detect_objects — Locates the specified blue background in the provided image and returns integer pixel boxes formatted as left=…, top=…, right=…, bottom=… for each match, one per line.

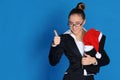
left=0, top=0, right=119, bottom=80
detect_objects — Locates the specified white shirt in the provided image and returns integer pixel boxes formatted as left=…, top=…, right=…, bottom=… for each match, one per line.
left=64, top=29, right=94, bottom=76
left=64, top=29, right=85, bottom=56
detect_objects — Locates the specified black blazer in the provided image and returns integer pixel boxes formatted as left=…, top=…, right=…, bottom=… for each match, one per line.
left=49, top=34, right=110, bottom=80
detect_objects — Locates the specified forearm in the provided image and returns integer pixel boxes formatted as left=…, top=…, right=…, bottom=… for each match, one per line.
left=49, top=45, right=63, bottom=66
left=96, top=50, right=110, bottom=66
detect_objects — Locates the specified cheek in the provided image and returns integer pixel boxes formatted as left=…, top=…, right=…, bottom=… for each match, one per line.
left=70, top=27, right=82, bottom=31
left=77, top=26, right=83, bottom=31
left=79, top=26, right=83, bottom=30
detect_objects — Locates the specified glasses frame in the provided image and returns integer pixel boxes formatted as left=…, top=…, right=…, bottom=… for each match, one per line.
left=68, top=20, right=84, bottom=27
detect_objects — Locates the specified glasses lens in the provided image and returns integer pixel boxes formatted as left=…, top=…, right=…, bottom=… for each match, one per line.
left=68, top=21, right=83, bottom=27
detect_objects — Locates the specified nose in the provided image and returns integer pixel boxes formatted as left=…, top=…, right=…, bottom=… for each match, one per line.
left=71, top=25, right=77, bottom=30
left=72, top=24, right=76, bottom=27
left=71, top=24, right=77, bottom=28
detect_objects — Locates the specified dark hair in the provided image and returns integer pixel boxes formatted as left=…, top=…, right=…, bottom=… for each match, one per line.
left=68, top=2, right=86, bottom=20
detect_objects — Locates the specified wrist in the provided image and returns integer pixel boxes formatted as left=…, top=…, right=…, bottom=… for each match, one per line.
left=91, top=57, right=97, bottom=65
left=52, top=43, right=58, bottom=47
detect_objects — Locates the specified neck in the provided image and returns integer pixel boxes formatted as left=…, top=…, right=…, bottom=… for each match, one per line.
left=75, top=29, right=86, bottom=41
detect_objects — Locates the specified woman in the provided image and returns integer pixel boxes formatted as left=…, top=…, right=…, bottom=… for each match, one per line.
left=49, top=2, right=110, bottom=80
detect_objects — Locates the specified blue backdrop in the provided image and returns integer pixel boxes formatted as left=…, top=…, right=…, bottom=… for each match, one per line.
left=0, top=0, right=119, bottom=80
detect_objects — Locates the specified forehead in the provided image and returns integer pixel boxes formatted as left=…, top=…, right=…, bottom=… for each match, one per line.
left=69, top=14, right=83, bottom=22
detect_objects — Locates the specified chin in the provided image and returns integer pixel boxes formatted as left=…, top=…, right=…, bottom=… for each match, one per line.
left=71, top=29, right=80, bottom=34
left=73, top=32, right=79, bottom=35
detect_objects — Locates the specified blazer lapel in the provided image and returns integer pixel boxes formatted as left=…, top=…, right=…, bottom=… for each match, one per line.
left=66, top=34, right=83, bottom=57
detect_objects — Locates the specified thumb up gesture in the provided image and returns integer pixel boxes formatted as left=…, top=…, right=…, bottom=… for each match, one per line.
left=53, top=30, right=61, bottom=46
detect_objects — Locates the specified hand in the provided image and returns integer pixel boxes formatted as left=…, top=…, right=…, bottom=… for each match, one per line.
left=82, top=54, right=97, bottom=65
left=53, top=30, right=61, bottom=46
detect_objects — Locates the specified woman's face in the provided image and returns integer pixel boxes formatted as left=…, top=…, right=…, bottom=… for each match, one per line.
left=69, top=14, right=85, bottom=35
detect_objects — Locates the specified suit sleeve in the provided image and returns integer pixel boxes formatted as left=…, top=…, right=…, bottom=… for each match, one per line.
left=49, top=35, right=64, bottom=66
left=95, top=35, right=110, bottom=66
left=96, top=49, right=110, bottom=67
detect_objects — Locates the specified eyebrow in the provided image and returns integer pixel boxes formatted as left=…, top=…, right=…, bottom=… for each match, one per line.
left=69, top=20, right=82, bottom=23
left=68, top=21, right=83, bottom=24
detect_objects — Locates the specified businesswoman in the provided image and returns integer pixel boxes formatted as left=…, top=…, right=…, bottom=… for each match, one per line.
left=49, top=2, right=110, bottom=80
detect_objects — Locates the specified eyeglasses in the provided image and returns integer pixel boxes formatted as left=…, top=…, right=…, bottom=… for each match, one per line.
left=68, top=21, right=84, bottom=27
